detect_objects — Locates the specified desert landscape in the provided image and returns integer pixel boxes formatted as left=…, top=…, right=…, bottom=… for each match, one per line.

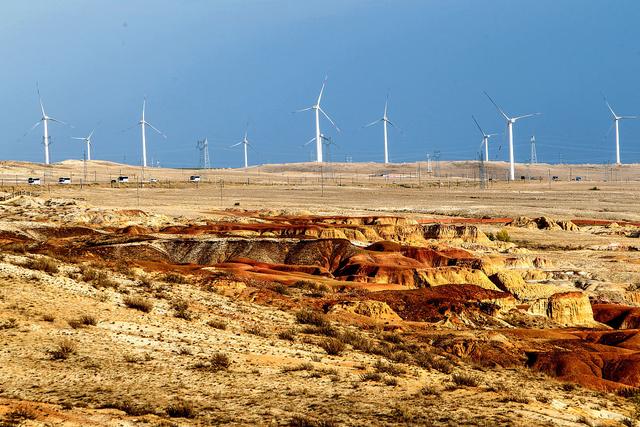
left=1, top=161, right=640, bottom=426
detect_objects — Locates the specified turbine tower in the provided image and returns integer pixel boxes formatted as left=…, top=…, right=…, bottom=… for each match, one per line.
left=365, top=96, right=397, bottom=164
left=605, top=97, right=638, bottom=165
left=231, top=129, right=251, bottom=168
left=484, top=92, right=541, bottom=181
left=71, top=129, right=95, bottom=161
left=295, top=77, right=340, bottom=162
left=27, top=84, right=68, bottom=165
left=138, top=98, right=165, bottom=168
left=196, top=138, right=210, bottom=169
left=530, top=135, right=537, bottom=164
left=471, top=115, right=498, bottom=162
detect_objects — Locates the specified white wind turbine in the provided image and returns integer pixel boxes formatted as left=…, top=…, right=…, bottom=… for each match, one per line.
left=71, top=129, right=95, bottom=161
left=365, top=96, right=397, bottom=164
left=138, top=97, right=166, bottom=167
left=26, top=84, right=68, bottom=165
left=484, top=92, right=541, bottom=180
left=231, top=128, right=251, bottom=168
left=604, top=97, right=638, bottom=165
left=295, top=77, right=340, bottom=162
left=472, top=116, right=499, bottom=162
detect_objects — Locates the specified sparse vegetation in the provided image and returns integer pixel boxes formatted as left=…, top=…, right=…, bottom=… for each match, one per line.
left=245, top=325, right=269, bottom=337
left=171, top=298, right=193, bottom=320
left=282, top=362, right=314, bottom=373
left=123, top=295, right=153, bottom=313
left=494, top=228, right=511, bottom=242
left=451, top=372, right=480, bottom=387
left=166, top=400, right=196, bottom=418
left=295, top=310, right=328, bottom=327
left=206, top=319, right=227, bottom=330
left=374, top=360, right=407, bottom=376
left=23, top=257, right=59, bottom=274
left=0, top=318, right=18, bottom=330
left=48, top=338, right=78, bottom=360
left=5, top=405, right=38, bottom=423
left=42, top=313, right=55, bottom=322
left=278, top=329, right=296, bottom=341
left=68, top=314, right=98, bottom=328
left=161, top=272, right=189, bottom=284
left=289, top=415, right=337, bottom=427
left=194, top=352, right=231, bottom=372
left=101, top=400, right=156, bottom=416
left=319, top=338, right=345, bottom=355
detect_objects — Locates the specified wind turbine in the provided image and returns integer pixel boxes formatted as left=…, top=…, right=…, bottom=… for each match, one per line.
left=27, top=84, right=68, bottom=165
left=295, top=77, right=340, bottom=163
left=604, top=97, right=638, bottom=164
left=471, top=116, right=499, bottom=162
left=138, top=97, right=166, bottom=168
left=365, top=96, right=397, bottom=164
left=484, top=92, right=541, bottom=180
left=71, top=129, right=95, bottom=161
left=231, top=128, right=251, bottom=168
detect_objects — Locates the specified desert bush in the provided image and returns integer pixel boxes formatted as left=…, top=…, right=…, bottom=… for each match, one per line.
left=289, top=415, right=337, bottom=427
left=42, top=314, right=55, bottom=322
left=101, top=400, right=156, bottom=416
left=162, top=272, right=189, bottom=284
left=500, top=392, right=530, bottom=404
left=430, top=357, right=454, bottom=374
left=171, top=299, right=193, bottom=320
left=272, top=283, right=290, bottom=295
left=79, top=314, right=98, bottom=326
left=451, top=373, right=480, bottom=387
left=194, top=352, right=231, bottom=372
left=123, top=295, right=153, bottom=313
left=387, top=350, right=412, bottom=364
left=282, top=362, right=314, bottom=373
left=48, top=338, right=78, bottom=360
left=245, top=325, right=269, bottom=337
left=384, top=377, right=398, bottom=386
left=589, top=186, right=600, bottom=191
left=80, top=266, right=119, bottom=289
left=495, top=229, right=511, bottom=242
left=618, top=387, right=640, bottom=398
left=420, top=385, right=441, bottom=396
left=374, top=360, right=407, bottom=376
left=380, top=331, right=403, bottom=344
left=360, top=371, right=382, bottom=382
left=301, top=325, right=339, bottom=337
left=166, top=400, right=196, bottom=418
left=278, top=329, right=296, bottom=341
left=319, top=338, right=345, bottom=356
left=295, top=310, right=328, bottom=327
left=206, top=319, right=227, bottom=330
left=338, top=330, right=372, bottom=352
left=5, top=405, right=37, bottom=422
left=0, top=318, right=18, bottom=330
left=24, top=257, right=59, bottom=274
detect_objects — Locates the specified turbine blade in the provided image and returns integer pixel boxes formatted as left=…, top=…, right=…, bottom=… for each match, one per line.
left=146, top=122, right=166, bottom=138
left=513, top=113, right=541, bottom=121
left=317, top=76, right=328, bottom=105
left=88, top=128, right=95, bottom=139
left=484, top=91, right=510, bottom=121
left=304, top=137, right=316, bottom=146
left=620, top=115, right=639, bottom=120
left=71, top=137, right=86, bottom=140
left=230, top=141, right=243, bottom=147
left=471, top=115, right=485, bottom=136
left=36, top=82, right=46, bottom=117
left=604, top=96, right=618, bottom=118
left=319, top=107, right=340, bottom=132
left=48, top=117, right=69, bottom=126
left=23, top=121, right=41, bottom=136
left=364, top=119, right=381, bottom=128
left=294, top=106, right=313, bottom=113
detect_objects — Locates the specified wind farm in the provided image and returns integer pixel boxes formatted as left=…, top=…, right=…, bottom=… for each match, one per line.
left=4, top=2, right=640, bottom=427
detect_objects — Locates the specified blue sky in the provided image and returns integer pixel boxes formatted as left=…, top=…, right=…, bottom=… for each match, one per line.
left=3, top=0, right=640, bottom=167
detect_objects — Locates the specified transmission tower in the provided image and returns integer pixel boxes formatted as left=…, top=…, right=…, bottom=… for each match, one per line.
left=196, top=138, right=211, bottom=169
left=530, top=135, right=537, bottom=164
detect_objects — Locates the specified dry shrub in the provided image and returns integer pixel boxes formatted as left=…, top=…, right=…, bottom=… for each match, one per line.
left=290, top=415, right=337, bottom=427
left=23, top=257, right=59, bottom=274
left=360, top=371, right=382, bottom=382
left=206, top=319, right=227, bottom=330
left=272, top=283, right=290, bottom=295
left=166, top=400, right=196, bottom=418
left=68, top=314, right=98, bottom=328
left=282, top=362, right=314, bottom=373
left=48, top=338, right=78, bottom=360
left=171, top=299, right=193, bottom=320
left=81, top=266, right=119, bottom=289
left=101, top=400, right=156, bottom=416
left=123, top=295, right=153, bottom=313
left=295, top=310, right=328, bottom=327
left=374, top=360, right=407, bottom=376
left=245, top=325, right=269, bottom=337
left=0, top=318, right=18, bottom=330
left=162, top=272, right=189, bottom=284
left=420, top=385, right=441, bottom=396
left=278, top=329, right=296, bottom=341
left=194, top=352, right=231, bottom=372
left=338, top=330, right=372, bottom=352
left=301, top=325, right=339, bottom=337
left=319, top=338, right=345, bottom=356
left=451, top=373, right=480, bottom=387
left=42, top=314, right=55, bottom=322
left=5, top=405, right=37, bottom=423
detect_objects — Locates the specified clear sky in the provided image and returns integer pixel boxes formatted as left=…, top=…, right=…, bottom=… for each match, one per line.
left=3, top=0, right=640, bottom=167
